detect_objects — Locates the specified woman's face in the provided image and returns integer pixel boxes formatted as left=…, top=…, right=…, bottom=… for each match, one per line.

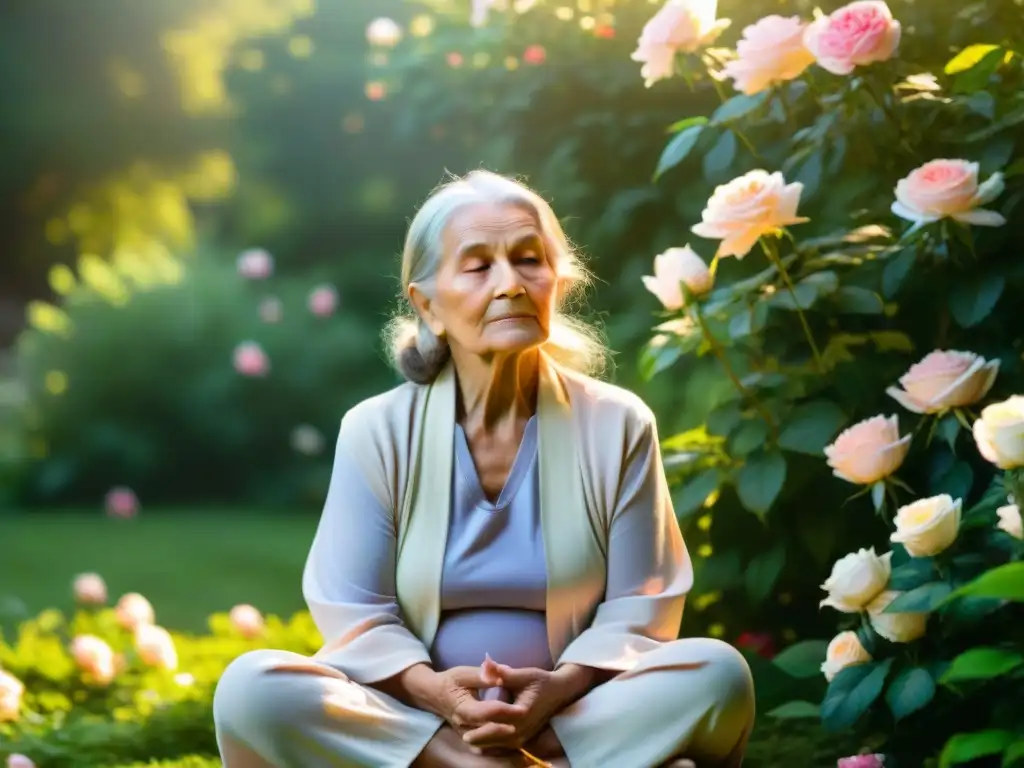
left=413, top=202, right=558, bottom=360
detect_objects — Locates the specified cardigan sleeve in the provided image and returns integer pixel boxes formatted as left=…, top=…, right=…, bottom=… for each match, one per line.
left=555, top=413, right=694, bottom=671
left=302, top=419, right=433, bottom=684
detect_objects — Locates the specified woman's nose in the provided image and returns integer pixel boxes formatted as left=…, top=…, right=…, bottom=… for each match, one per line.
left=493, top=260, right=525, bottom=298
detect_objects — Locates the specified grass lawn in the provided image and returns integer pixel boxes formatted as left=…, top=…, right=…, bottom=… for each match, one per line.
left=1, top=509, right=318, bottom=634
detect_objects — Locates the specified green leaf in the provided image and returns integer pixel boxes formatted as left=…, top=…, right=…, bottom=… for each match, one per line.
left=939, top=729, right=1014, bottom=768
left=800, top=270, right=840, bottom=295
left=673, top=468, right=722, bottom=519
left=885, top=666, right=936, bottom=721
left=935, top=414, right=961, bottom=450
left=941, top=647, right=1024, bottom=684
left=766, top=700, right=821, bottom=719
left=735, top=449, right=787, bottom=517
left=1004, top=740, right=1024, bottom=767
left=884, top=582, right=953, bottom=613
left=666, top=115, right=709, bottom=133
left=731, top=418, right=770, bottom=456
left=639, top=338, right=683, bottom=381
left=932, top=459, right=974, bottom=501
left=948, top=562, right=1024, bottom=602
left=778, top=400, right=847, bottom=455
left=693, top=550, right=743, bottom=592
left=703, top=130, right=738, bottom=180
left=888, top=558, right=935, bottom=591
left=710, top=91, right=770, bottom=125
left=834, top=286, right=885, bottom=314
left=821, top=659, right=893, bottom=731
left=654, top=124, right=704, bottom=180
left=945, top=44, right=1002, bottom=74
left=951, top=47, right=1011, bottom=94
left=745, top=542, right=786, bottom=605
left=770, top=281, right=818, bottom=310
left=707, top=401, right=743, bottom=436
left=949, top=273, right=1005, bottom=328
left=794, top=149, right=824, bottom=200
left=882, top=247, right=917, bottom=299
left=772, top=639, right=828, bottom=678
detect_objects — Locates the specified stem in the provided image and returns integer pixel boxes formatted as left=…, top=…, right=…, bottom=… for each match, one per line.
left=775, top=84, right=795, bottom=130
left=760, top=238, right=825, bottom=372
left=691, top=303, right=778, bottom=439
left=732, top=127, right=762, bottom=161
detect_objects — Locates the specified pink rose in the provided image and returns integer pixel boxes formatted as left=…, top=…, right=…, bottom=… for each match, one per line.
left=308, top=285, right=339, bottom=318
left=259, top=297, right=283, bottom=324
left=134, top=625, right=178, bottom=671
left=838, top=754, right=885, bottom=768
left=886, top=350, right=999, bottom=414
left=804, top=1, right=900, bottom=75
left=824, top=415, right=911, bottom=485
left=233, top=341, right=270, bottom=377
left=7, top=755, right=36, bottom=768
left=0, top=670, right=24, bottom=722
left=642, top=245, right=714, bottom=310
left=892, top=159, right=1005, bottom=227
left=523, top=45, right=547, bottom=66
left=229, top=604, right=265, bottom=638
left=73, top=572, right=108, bottom=605
left=236, top=249, right=274, bottom=280
left=632, top=0, right=731, bottom=87
left=115, top=592, right=155, bottom=631
left=719, top=15, right=815, bottom=95
left=70, top=635, right=116, bottom=685
left=104, top=486, right=138, bottom=519
left=691, top=170, right=808, bottom=258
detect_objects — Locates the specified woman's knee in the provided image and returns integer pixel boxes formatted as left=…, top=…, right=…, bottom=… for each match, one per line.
left=213, top=649, right=310, bottom=742
left=692, top=638, right=755, bottom=722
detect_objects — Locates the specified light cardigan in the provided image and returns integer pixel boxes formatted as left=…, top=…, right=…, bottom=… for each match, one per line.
left=303, top=354, right=694, bottom=685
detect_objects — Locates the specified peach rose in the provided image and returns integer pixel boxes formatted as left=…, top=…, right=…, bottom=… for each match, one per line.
left=996, top=499, right=1022, bottom=540
left=7, top=755, right=36, bottom=768
left=70, top=635, right=116, bottom=684
left=236, top=248, right=273, bottom=279
left=632, top=0, right=731, bottom=87
left=886, top=350, right=999, bottom=414
left=892, top=160, right=1006, bottom=227
left=825, top=414, right=911, bottom=486
left=135, top=625, right=178, bottom=671
left=719, top=15, right=815, bottom=95
left=642, top=245, right=714, bottom=310
left=229, top=604, right=265, bottom=638
left=803, top=0, right=901, bottom=75
left=820, top=547, right=892, bottom=613
left=115, top=592, right=155, bottom=631
left=308, top=285, right=339, bottom=318
left=73, top=572, right=108, bottom=605
left=105, top=486, right=139, bottom=519
left=821, top=630, right=872, bottom=681
left=691, top=170, right=808, bottom=258
left=973, top=396, right=1024, bottom=469
left=867, top=590, right=928, bottom=643
left=233, top=341, right=270, bottom=378
left=0, top=670, right=24, bottom=722
left=890, top=494, right=962, bottom=557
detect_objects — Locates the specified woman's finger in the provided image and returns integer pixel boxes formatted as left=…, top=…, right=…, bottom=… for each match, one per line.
left=462, top=721, right=518, bottom=747
left=459, top=698, right=528, bottom=725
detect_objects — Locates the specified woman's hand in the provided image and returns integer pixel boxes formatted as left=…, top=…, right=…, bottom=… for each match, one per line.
left=461, top=659, right=597, bottom=750
left=434, top=665, right=528, bottom=742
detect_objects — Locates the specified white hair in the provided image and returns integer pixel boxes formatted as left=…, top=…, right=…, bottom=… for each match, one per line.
left=385, top=170, right=607, bottom=384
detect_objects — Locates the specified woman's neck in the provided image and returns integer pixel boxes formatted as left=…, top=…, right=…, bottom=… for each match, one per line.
left=453, top=348, right=540, bottom=432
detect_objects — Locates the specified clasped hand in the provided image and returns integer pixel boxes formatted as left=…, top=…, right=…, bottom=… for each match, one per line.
left=437, top=656, right=574, bottom=753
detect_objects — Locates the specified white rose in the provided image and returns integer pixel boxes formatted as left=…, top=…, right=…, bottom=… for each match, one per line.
left=890, top=494, right=962, bottom=557
left=641, top=245, right=714, bottom=310
left=973, top=396, right=1024, bottom=469
left=996, top=501, right=1022, bottom=540
left=867, top=590, right=928, bottom=643
left=0, top=670, right=24, bottom=722
left=820, top=547, right=892, bottom=613
left=821, top=630, right=872, bottom=681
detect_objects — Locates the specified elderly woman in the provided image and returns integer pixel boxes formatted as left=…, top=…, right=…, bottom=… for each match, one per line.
left=213, top=171, right=754, bottom=768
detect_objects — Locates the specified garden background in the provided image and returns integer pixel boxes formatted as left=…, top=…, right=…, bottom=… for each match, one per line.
left=2, top=0, right=1023, bottom=766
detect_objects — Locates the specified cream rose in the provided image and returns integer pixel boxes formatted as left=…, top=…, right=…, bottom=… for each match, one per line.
left=890, top=494, right=962, bottom=557
left=867, top=590, right=928, bottom=643
left=824, top=414, right=912, bottom=485
left=229, top=604, right=266, bottom=639
left=886, top=350, right=999, bottom=414
left=973, top=396, right=1024, bottom=469
left=892, top=160, right=1006, bottom=227
left=72, top=572, right=108, bottom=605
left=0, top=670, right=24, bottom=722
left=719, top=15, right=815, bottom=95
left=803, top=0, right=901, bottom=75
left=821, top=630, right=872, bottom=681
left=642, top=245, right=714, bottom=310
left=691, top=170, right=808, bottom=258
left=115, top=592, right=155, bottom=631
left=632, top=0, right=731, bottom=87
left=996, top=500, right=1023, bottom=540
left=820, top=547, right=892, bottom=612
left=70, top=635, right=116, bottom=685
left=135, top=625, right=178, bottom=671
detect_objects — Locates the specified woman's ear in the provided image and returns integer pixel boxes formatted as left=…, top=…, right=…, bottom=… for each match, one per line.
left=408, top=283, right=445, bottom=337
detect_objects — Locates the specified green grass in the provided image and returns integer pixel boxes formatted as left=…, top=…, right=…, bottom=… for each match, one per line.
left=1, top=509, right=317, bottom=633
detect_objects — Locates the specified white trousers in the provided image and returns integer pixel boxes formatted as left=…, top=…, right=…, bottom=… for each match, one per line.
left=213, top=637, right=754, bottom=768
